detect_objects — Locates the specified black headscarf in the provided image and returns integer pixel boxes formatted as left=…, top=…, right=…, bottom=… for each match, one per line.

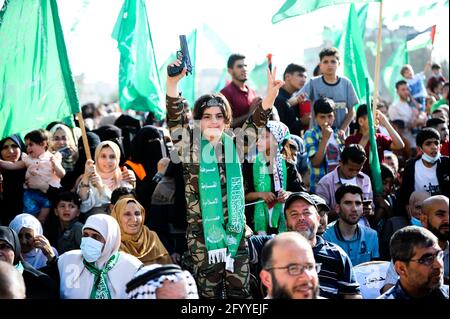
left=0, top=136, right=26, bottom=224
left=130, top=125, right=165, bottom=178
left=114, top=114, right=142, bottom=160
left=0, top=226, right=21, bottom=265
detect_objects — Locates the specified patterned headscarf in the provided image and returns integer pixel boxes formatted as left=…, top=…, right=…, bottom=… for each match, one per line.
left=126, top=264, right=199, bottom=299
left=265, top=121, right=291, bottom=189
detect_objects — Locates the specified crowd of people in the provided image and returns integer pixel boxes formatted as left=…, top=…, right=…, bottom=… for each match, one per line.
left=0, top=47, right=448, bottom=300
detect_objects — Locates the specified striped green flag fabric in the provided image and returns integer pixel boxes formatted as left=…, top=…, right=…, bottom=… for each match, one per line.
left=0, top=0, right=80, bottom=140
left=272, top=0, right=380, bottom=24
left=112, top=0, right=165, bottom=119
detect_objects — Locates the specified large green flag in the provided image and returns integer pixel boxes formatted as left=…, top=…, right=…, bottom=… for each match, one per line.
left=159, top=30, right=197, bottom=108
left=341, top=4, right=372, bottom=102
left=272, top=0, right=380, bottom=24
left=0, top=0, right=80, bottom=140
left=365, top=79, right=383, bottom=195
left=382, top=41, right=408, bottom=101
left=112, top=0, right=164, bottom=119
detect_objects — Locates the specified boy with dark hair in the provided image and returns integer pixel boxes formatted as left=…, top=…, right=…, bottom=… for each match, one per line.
left=297, top=47, right=359, bottom=137
left=49, top=191, right=83, bottom=254
left=275, top=63, right=309, bottom=135
left=316, top=144, right=372, bottom=224
left=426, top=117, right=449, bottom=156
left=304, top=97, right=344, bottom=192
left=399, top=128, right=449, bottom=211
left=427, top=63, right=446, bottom=99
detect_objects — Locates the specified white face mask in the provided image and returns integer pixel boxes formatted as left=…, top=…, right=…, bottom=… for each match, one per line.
left=422, top=152, right=441, bottom=165
left=80, top=237, right=104, bottom=263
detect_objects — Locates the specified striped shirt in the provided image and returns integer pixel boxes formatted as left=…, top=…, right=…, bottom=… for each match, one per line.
left=304, top=126, right=343, bottom=192
left=313, top=236, right=361, bottom=298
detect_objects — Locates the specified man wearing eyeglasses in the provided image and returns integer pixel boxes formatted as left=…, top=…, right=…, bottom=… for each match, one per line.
left=378, top=226, right=448, bottom=299
left=259, top=232, right=321, bottom=299
left=284, top=192, right=362, bottom=299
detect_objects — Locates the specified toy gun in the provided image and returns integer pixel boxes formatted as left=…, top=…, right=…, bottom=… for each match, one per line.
left=167, top=35, right=192, bottom=77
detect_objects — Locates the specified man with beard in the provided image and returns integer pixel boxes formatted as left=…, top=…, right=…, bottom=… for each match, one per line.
left=284, top=192, right=361, bottom=299
left=378, top=226, right=448, bottom=299
left=421, top=195, right=449, bottom=284
left=323, top=184, right=379, bottom=266
left=220, top=54, right=259, bottom=128
left=259, top=232, right=321, bottom=299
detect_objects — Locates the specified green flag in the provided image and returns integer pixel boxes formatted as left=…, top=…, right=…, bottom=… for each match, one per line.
left=382, top=41, right=408, bottom=101
left=248, top=60, right=268, bottom=92
left=112, top=0, right=164, bottom=119
left=338, top=4, right=372, bottom=102
left=159, top=30, right=197, bottom=108
left=272, top=0, right=380, bottom=24
left=0, top=0, right=80, bottom=140
left=365, top=79, right=383, bottom=195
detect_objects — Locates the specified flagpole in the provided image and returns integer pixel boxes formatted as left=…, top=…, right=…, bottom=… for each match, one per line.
left=76, top=112, right=92, bottom=160
left=372, top=0, right=383, bottom=121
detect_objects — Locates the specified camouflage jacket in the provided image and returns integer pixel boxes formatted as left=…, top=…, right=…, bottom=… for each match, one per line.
left=166, top=94, right=271, bottom=232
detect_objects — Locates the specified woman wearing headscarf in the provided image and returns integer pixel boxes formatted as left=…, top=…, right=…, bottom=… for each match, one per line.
left=243, top=121, right=305, bottom=235
left=77, top=141, right=134, bottom=219
left=61, top=131, right=101, bottom=191
left=9, top=213, right=58, bottom=269
left=111, top=198, right=172, bottom=265
left=57, top=214, right=142, bottom=299
left=49, top=123, right=78, bottom=173
left=0, top=135, right=26, bottom=225
left=0, top=226, right=58, bottom=299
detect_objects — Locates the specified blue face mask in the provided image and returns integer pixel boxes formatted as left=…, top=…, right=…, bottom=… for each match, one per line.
left=80, top=237, right=104, bottom=263
left=410, top=216, right=422, bottom=227
left=422, top=152, right=441, bottom=165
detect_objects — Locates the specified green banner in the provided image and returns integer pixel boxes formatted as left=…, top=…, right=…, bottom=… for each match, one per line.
left=0, top=0, right=80, bottom=139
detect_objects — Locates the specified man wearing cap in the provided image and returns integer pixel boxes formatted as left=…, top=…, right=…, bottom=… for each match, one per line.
left=284, top=192, right=361, bottom=298
left=310, top=194, right=330, bottom=236
left=316, top=144, right=373, bottom=225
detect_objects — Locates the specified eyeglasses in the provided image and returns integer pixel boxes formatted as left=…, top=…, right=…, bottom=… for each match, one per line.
left=266, top=263, right=322, bottom=276
left=408, top=250, right=444, bottom=266
left=0, top=242, right=12, bottom=250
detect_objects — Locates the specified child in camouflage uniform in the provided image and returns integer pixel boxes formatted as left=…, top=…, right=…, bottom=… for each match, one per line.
left=166, top=60, right=283, bottom=298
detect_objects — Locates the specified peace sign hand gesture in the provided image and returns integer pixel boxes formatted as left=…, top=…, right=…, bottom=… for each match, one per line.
left=262, top=66, right=284, bottom=111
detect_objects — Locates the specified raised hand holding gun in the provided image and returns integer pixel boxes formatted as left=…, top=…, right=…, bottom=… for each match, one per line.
left=167, top=35, right=192, bottom=77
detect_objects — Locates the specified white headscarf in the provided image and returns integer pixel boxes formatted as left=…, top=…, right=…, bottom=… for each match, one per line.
left=127, top=264, right=199, bottom=299
left=58, top=214, right=142, bottom=299
left=9, top=213, right=58, bottom=269
left=82, top=214, right=121, bottom=268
